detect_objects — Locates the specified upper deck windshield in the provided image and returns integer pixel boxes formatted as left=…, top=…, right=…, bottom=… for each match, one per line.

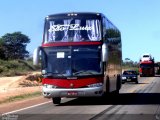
left=44, top=18, right=101, bottom=43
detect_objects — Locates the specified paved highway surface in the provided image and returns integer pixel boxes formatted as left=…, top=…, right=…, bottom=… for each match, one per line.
left=1, top=76, right=160, bottom=120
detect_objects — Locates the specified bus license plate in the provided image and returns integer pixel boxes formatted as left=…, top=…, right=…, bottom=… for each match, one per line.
left=67, top=91, right=78, bottom=96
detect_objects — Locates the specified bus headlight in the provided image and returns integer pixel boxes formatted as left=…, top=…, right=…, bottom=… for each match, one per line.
left=87, top=83, right=103, bottom=88
left=43, top=84, right=57, bottom=89
left=42, top=70, right=47, bottom=74
left=122, top=77, right=126, bottom=79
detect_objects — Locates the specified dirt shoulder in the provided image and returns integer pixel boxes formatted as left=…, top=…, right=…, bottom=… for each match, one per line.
left=0, top=72, right=42, bottom=103
left=0, top=72, right=53, bottom=114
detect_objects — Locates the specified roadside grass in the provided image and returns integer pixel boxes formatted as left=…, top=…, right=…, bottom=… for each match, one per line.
left=122, top=66, right=139, bottom=73
left=0, top=91, right=42, bottom=105
left=0, top=59, right=40, bottom=77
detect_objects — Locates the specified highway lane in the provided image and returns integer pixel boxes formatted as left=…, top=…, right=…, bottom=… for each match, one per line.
left=2, top=76, right=160, bottom=120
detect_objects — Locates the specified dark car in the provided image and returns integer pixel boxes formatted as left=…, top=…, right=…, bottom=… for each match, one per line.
left=122, top=70, right=138, bottom=84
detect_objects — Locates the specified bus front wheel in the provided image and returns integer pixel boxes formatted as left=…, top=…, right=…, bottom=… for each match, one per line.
left=52, top=97, right=61, bottom=104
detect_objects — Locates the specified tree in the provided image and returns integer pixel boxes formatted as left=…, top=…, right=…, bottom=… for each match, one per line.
left=0, top=38, right=5, bottom=59
left=0, top=32, right=30, bottom=60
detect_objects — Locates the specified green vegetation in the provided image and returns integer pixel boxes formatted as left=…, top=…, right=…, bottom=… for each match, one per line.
left=122, top=60, right=139, bottom=73
left=0, top=91, right=41, bottom=104
left=0, top=31, right=41, bottom=76
left=0, top=32, right=30, bottom=60
left=122, top=66, right=139, bottom=73
left=0, top=59, right=40, bottom=77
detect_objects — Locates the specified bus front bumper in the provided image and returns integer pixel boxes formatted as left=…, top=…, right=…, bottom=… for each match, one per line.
left=42, top=86, right=103, bottom=98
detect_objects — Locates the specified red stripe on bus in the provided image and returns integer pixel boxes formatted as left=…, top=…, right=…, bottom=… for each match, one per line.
left=42, top=77, right=103, bottom=88
left=140, top=61, right=153, bottom=64
left=42, top=41, right=102, bottom=47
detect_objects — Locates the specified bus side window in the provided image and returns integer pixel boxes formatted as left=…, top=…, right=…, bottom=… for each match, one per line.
left=103, top=17, right=107, bottom=40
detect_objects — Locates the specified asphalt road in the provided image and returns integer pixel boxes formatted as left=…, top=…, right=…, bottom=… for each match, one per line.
left=2, top=76, right=160, bottom=120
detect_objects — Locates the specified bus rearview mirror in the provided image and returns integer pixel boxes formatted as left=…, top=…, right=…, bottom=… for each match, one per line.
left=33, top=46, right=41, bottom=65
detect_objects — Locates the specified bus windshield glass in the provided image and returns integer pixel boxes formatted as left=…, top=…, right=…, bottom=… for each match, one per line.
left=44, top=18, right=101, bottom=43
left=41, top=45, right=102, bottom=77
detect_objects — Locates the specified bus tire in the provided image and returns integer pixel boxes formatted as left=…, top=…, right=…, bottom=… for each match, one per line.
left=112, top=75, right=121, bottom=95
left=135, top=78, right=138, bottom=84
left=116, top=74, right=121, bottom=90
left=103, top=76, right=110, bottom=97
left=106, top=76, right=110, bottom=93
left=52, top=97, right=61, bottom=104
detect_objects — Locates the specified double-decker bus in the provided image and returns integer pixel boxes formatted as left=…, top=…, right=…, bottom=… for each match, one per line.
left=33, top=12, right=122, bottom=104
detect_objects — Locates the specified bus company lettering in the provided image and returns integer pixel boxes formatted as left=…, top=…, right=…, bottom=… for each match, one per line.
left=48, top=24, right=93, bottom=32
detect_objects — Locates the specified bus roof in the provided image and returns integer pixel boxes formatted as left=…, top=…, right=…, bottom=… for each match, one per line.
left=46, top=12, right=104, bottom=19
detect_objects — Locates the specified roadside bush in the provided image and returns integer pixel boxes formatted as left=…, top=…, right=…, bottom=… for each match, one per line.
left=0, top=66, right=3, bottom=73
left=0, top=59, right=40, bottom=77
left=26, top=74, right=42, bottom=83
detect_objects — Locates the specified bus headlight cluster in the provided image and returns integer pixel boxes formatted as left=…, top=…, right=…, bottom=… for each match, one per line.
left=87, top=83, right=102, bottom=88
left=42, top=70, right=47, bottom=74
left=43, top=84, right=57, bottom=89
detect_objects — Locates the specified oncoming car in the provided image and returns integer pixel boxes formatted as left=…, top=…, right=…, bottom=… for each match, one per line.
left=122, top=70, right=138, bottom=84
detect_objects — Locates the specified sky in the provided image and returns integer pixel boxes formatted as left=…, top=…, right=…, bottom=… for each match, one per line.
left=0, top=0, right=160, bottom=62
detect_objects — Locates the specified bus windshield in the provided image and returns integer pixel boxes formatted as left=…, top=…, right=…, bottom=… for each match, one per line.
left=41, top=45, right=102, bottom=77
left=44, top=18, right=101, bottom=43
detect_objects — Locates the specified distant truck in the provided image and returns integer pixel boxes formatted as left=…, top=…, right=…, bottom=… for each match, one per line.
left=139, top=54, right=155, bottom=77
